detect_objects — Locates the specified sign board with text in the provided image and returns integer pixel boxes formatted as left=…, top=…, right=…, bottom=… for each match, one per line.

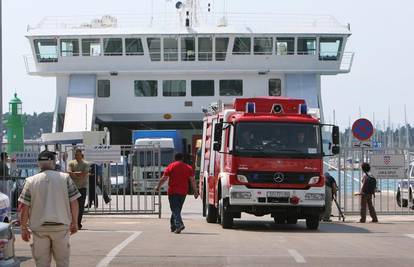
left=12, top=152, right=39, bottom=169
left=84, top=145, right=122, bottom=163
left=370, top=154, right=405, bottom=179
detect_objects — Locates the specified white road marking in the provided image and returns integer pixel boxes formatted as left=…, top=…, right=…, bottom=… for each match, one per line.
left=96, top=231, right=142, bottom=267
left=288, top=249, right=306, bottom=263
left=405, top=234, right=414, bottom=239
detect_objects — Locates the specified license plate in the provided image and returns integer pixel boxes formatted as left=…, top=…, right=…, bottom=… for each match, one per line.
left=267, top=191, right=290, bottom=198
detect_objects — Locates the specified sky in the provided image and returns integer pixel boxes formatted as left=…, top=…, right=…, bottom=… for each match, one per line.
left=2, top=0, right=414, bottom=129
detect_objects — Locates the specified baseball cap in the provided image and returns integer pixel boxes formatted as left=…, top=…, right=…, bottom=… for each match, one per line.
left=38, top=150, right=57, bottom=161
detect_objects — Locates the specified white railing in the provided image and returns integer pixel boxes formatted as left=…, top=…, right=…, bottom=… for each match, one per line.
left=339, top=52, right=355, bottom=73
left=23, top=55, right=37, bottom=74
left=29, top=12, right=349, bottom=31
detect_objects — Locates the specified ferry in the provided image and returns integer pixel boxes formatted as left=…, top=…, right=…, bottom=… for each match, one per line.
left=24, top=0, right=353, bottom=155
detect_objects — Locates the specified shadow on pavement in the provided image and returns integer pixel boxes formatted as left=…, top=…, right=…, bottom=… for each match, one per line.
left=230, top=220, right=372, bottom=233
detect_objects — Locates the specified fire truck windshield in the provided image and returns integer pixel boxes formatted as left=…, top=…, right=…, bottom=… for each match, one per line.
left=234, top=122, right=321, bottom=158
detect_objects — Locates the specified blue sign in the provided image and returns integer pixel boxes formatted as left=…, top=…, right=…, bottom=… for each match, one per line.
left=352, top=118, right=374, bottom=141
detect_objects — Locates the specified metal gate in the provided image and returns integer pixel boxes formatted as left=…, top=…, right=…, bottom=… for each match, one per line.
left=328, top=147, right=413, bottom=215
left=61, top=144, right=162, bottom=217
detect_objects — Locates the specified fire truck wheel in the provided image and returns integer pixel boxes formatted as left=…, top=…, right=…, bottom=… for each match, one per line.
left=306, top=215, right=320, bottom=230
left=219, top=198, right=233, bottom=229
left=206, top=195, right=218, bottom=223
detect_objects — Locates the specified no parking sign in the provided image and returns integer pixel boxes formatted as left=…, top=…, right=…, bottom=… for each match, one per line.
left=352, top=118, right=374, bottom=141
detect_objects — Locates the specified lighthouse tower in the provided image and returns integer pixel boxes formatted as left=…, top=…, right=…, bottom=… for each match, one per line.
left=6, top=94, right=24, bottom=154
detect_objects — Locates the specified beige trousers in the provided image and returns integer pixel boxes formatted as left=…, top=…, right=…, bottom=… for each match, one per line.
left=30, top=230, right=70, bottom=267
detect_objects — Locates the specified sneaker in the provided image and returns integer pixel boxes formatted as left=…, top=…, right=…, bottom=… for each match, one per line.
left=371, top=219, right=378, bottom=223
left=323, top=219, right=332, bottom=222
left=359, top=220, right=365, bottom=223
left=174, top=225, right=185, bottom=234
left=170, top=227, right=176, bottom=232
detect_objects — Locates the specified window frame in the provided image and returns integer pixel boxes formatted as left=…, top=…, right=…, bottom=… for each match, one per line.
left=215, top=37, right=229, bottom=61
left=254, top=37, right=273, bottom=55
left=163, top=80, right=187, bottom=97
left=34, top=39, right=58, bottom=62
left=134, top=80, right=158, bottom=97
left=97, top=80, right=111, bottom=98
left=276, top=37, right=295, bottom=55
left=181, top=37, right=196, bottom=61
left=232, top=37, right=251, bottom=55
left=163, top=37, right=179, bottom=62
left=125, top=38, right=144, bottom=56
left=147, top=37, right=161, bottom=61
left=103, top=38, right=123, bottom=56
left=268, top=78, right=282, bottom=96
left=60, top=39, right=79, bottom=57
left=297, top=37, right=317, bottom=56
left=219, top=80, right=243, bottom=96
left=82, top=38, right=102, bottom=56
left=198, top=37, right=213, bottom=61
left=319, top=37, right=343, bottom=61
left=191, top=80, right=215, bottom=97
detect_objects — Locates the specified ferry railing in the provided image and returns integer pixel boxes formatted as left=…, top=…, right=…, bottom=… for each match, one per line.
left=29, top=13, right=348, bottom=31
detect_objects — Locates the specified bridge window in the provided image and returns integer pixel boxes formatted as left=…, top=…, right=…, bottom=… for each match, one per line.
left=147, top=38, right=161, bottom=61
left=103, top=38, right=123, bottom=56
left=233, top=37, right=251, bottom=55
left=82, top=39, right=101, bottom=56
left=97, top=80, right=110, bottom=98
left=319, top=37, right=343, bottom=60
left=215, top=37, right=229, bottom=61
left=164, top=38, right=178, bottom=61
left=198, top=37, right=213, bottom=61
left=60, top=39, right=79, bottom=57
left=125, top=38, right=144, bottom=56
left=181, top=37, right=195, bottom=61
left=220, top=80, right=243, bottom=96
left=34, top=39, right=58, bottom=62
left=298, top=37, right=317, bottom=55
left=163, top=80, right=186, bottom=96
left=134, top=80, right=158, bottom=97
left=276, top=38, right=294, bottom=55
left=269, top=79, right=282, bottom=96
left=191, top=80, right=214, bottom=96
left=254, top=37, right=273, bottom=55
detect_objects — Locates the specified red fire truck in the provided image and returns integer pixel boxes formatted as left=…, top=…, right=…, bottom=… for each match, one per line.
left=199, top=97, right=339, bottom=230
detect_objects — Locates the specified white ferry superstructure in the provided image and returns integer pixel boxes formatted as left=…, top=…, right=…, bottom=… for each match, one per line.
left=24, top=0, right=353, bottom=150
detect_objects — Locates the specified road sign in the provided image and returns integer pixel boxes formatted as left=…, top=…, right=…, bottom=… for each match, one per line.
left=352, top=118, right=374, bottom=141
left=352, top=141, right=372, bottom=148
left=12, top=152, right=39, bottom=169
left=84, top=145, right=122, bottom=163
left=370, top=154, right=405, bottom=179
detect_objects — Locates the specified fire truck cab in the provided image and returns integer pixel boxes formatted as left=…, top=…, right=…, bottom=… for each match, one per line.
left=199, top=97, right=340, bottom=230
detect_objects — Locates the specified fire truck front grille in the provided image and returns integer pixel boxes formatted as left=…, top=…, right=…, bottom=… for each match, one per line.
left=238, top=171, right=319, bottom=185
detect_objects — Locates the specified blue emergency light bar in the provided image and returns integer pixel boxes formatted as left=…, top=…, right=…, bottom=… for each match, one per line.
left=246, top=102, right=256, bottom=113
left=300, top=104, right=308, bottom=115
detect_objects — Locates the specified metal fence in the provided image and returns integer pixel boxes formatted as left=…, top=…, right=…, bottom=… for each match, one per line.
left=0, top=143, right=163, bottom=218
left=328, top=147, right=413, bottom=216
left=62, top=144, right=162, bottom=217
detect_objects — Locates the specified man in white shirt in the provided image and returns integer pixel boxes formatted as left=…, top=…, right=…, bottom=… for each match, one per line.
left=19, top=150, right=81, bottom=267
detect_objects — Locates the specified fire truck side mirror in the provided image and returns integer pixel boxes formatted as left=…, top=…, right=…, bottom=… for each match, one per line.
left=214, top=123, right=223, bottom=143
left=213, top=123, right=223, bottom=152
left=332, top=126, right=340, bottom=146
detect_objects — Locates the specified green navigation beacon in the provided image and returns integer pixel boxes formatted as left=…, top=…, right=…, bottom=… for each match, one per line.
left=6, top=93, right=24, bottom=154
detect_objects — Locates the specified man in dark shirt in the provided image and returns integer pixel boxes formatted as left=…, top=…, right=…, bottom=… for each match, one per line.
left=322, top=172, right=338, bottom=222
left=155, top=153, right=199, bottom=234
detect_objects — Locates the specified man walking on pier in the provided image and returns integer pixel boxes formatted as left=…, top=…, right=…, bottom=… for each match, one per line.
left=19, top=150, right=80, bottom=267
left=359, top=162, right=378, bottom=223
left=155, top=153, right=199, bottom=234
left=68, top=149, right=89, bottom=229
